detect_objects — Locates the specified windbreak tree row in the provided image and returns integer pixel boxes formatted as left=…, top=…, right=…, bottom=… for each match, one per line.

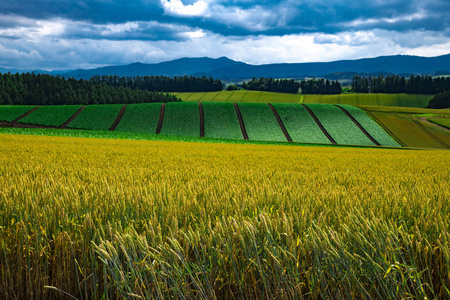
left=0, top=72, right=180, bottom=105
left=89, top=75, right=224, bottom=92
left=352, top=74, right=450, bottom=94
left=242, top=77, right=342, bottom=94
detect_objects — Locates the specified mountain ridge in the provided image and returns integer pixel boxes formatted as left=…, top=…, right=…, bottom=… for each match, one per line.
left=1, top=54, right=449, bottom=80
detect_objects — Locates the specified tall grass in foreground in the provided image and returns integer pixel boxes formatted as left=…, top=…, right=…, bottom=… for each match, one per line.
left=0, top=134, right=449, bottom=299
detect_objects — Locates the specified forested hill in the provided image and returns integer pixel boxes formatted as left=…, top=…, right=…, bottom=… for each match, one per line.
left=55, top=54, right=450, bottom=80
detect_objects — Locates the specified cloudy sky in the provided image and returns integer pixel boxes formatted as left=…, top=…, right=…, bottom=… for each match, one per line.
left=0, top=0, right=449, bottom=70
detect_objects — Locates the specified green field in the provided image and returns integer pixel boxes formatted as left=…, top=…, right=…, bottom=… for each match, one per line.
left=271, top=103, right=331, bottom=144
left=160, top=102, right=200, bottom=137
left=427, top=117, right=450, bottom=130
left=115, top=103, right=161, bottom=133
left=237, top=103, right=287, bottom=142
left=18, top=105, right=83, bottom=127
left=337, top=105, right=401, bottom=147
left=0, top=105, right=37, bottom=122
left=67, top=104, right=123, bottom=131
left=306, top=104, right=374, bottom=146
left=203, top=102, right=243, bottom=140
left=174, top=90, right=302, bottom=103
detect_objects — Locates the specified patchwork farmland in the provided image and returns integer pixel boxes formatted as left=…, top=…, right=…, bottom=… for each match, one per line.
left=1, top=101, right=448, bottom=149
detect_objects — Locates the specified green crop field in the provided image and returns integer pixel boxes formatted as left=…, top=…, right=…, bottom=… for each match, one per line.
left=306, top=104, right=374, bottom=146
left=237, top=103, right=287, bottom=142
left=303, top=93, right=433, bottom=107
left=203, top=102, right=243, bottom=140
left=427, top=117, right=450, bottom=130
left=115, top=103, right=162, bottom=134
left=0, top=105, right=37, bottom=122
left=337, top=105, right=401, bottom=147
left=67, top=104, right=123, bottom=131
left=160, top=102, right=200, bottom=137
left=18, top=105, right=83, bottom=127
left=271, top=103, right=331, bottom=144
left=174, top=90, right=302, bottom=103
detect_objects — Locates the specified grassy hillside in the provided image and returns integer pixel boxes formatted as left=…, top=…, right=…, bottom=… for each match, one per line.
left=237, top=103, right=287, bottom=142
left=115, top=103, right=162, bottom=133
left=18, top=105, right=83, bottom=127
left=306, top=104, right=375, bottom=146
left=271, top=103, right=331, bottom=144
left=0, top=105, right=37, bottom=122
left=160, top=102, right=199, bottom=137
left=67, top=104, right=123, bottom=131
left=175, top=91, right=433, bottom=107
left=303, top=93, right=433, bottom=107
left=203, top=102, right=243, bottom=140
left=174, top=90, right=302, bottom=103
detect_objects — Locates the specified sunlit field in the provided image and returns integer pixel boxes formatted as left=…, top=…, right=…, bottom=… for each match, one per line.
left=1, top=134, right=449, bottom=299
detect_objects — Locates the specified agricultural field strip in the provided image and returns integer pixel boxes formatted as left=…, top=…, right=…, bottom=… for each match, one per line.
left=109, top=105, right=128, bottom=131
left=267, top=103, right=292, bottom=142
left=66, top=104, right=124, bottom=131
left=339, top=105, right=401, bottom=147
left=159, top=102, right=200, bottom=137
left=60, top=106, right=86, bottom=128
left=305, top=104, right=375, bottom=146
left=1, top=134, right=449, bottom=299
left=271, top=103, right=331, bottom=144
left=19, top=105, right=85, bottom=127
left=12, top=106, right=40, bottom=122
left=428, top=118, right=450, bottom=130
left=335, top=105, right=380, bottom=146
left=155, top=103, right=166, bottom=134
left=409, top=116, right=450, bottom=149
left=233, top=103, right=248, bottom=140
left=0, top=106, right=39, bottom=122
left=237, top=103, right=287, bottom=142
left=114, top=103, right=162, bottom=134
left=300, top=104, right=336, bottom=144
left=202, top=102, right=243, bottom=140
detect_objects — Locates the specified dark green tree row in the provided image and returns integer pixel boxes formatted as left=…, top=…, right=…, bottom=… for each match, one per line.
left=242, top=77, right=341, bottom=94
left=0, top=73, right=179, bottom=105
left=89, top=75, right=223, bottom=92
left=428, top=90, right=450, bottom=109
left=352, top=75, right=450, bottom=94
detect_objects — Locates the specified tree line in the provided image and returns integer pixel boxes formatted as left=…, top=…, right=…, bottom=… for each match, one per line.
left=352, top=75, right=450, bottom=94
left=89, top=75, right=223, bottom=92
left=241, top=77, right=342, bottom=94
left=0, top=73, right=179, bottom=105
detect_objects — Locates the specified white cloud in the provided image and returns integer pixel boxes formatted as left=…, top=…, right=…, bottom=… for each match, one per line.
left=160, top=0, right=209, bottom=17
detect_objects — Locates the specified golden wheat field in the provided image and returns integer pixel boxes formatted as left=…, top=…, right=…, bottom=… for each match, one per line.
left=0, top=133, right=449, bottom=299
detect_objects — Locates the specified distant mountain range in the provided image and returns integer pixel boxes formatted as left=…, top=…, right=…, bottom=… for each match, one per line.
left=2, top=54, right=450, bottom=80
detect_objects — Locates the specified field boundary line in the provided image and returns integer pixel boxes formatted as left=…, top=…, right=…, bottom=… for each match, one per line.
left=268, top=103, right=292, bottom=142
left=109, top=105, right=128, bottom=131
left=224, top=91, right=236, bottom=102
left=376, top=95, right=380, bottom=106
left=361, top=109, right=406, bottom=147
left=199, top=102, right=205, bottom=137
left=336, top=105, right=380, bottom=146
left=196, top=93, right=208, bottom=103
left=301, top=104, right=336, bottom=144
left=60, top=106, right=86, bottom=128
left=155, top=103, right=166, bottom=134
left=409, top=115, right=450, bottom=149
left=12, top=107, right=40, bottom=123
left=233, top=103, right=248, bottom=140
left=182, top=93, right=194, bottom=101
left=396, top=94, right=402, bottom=107
left=210, top=92, right=220, bottom=102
